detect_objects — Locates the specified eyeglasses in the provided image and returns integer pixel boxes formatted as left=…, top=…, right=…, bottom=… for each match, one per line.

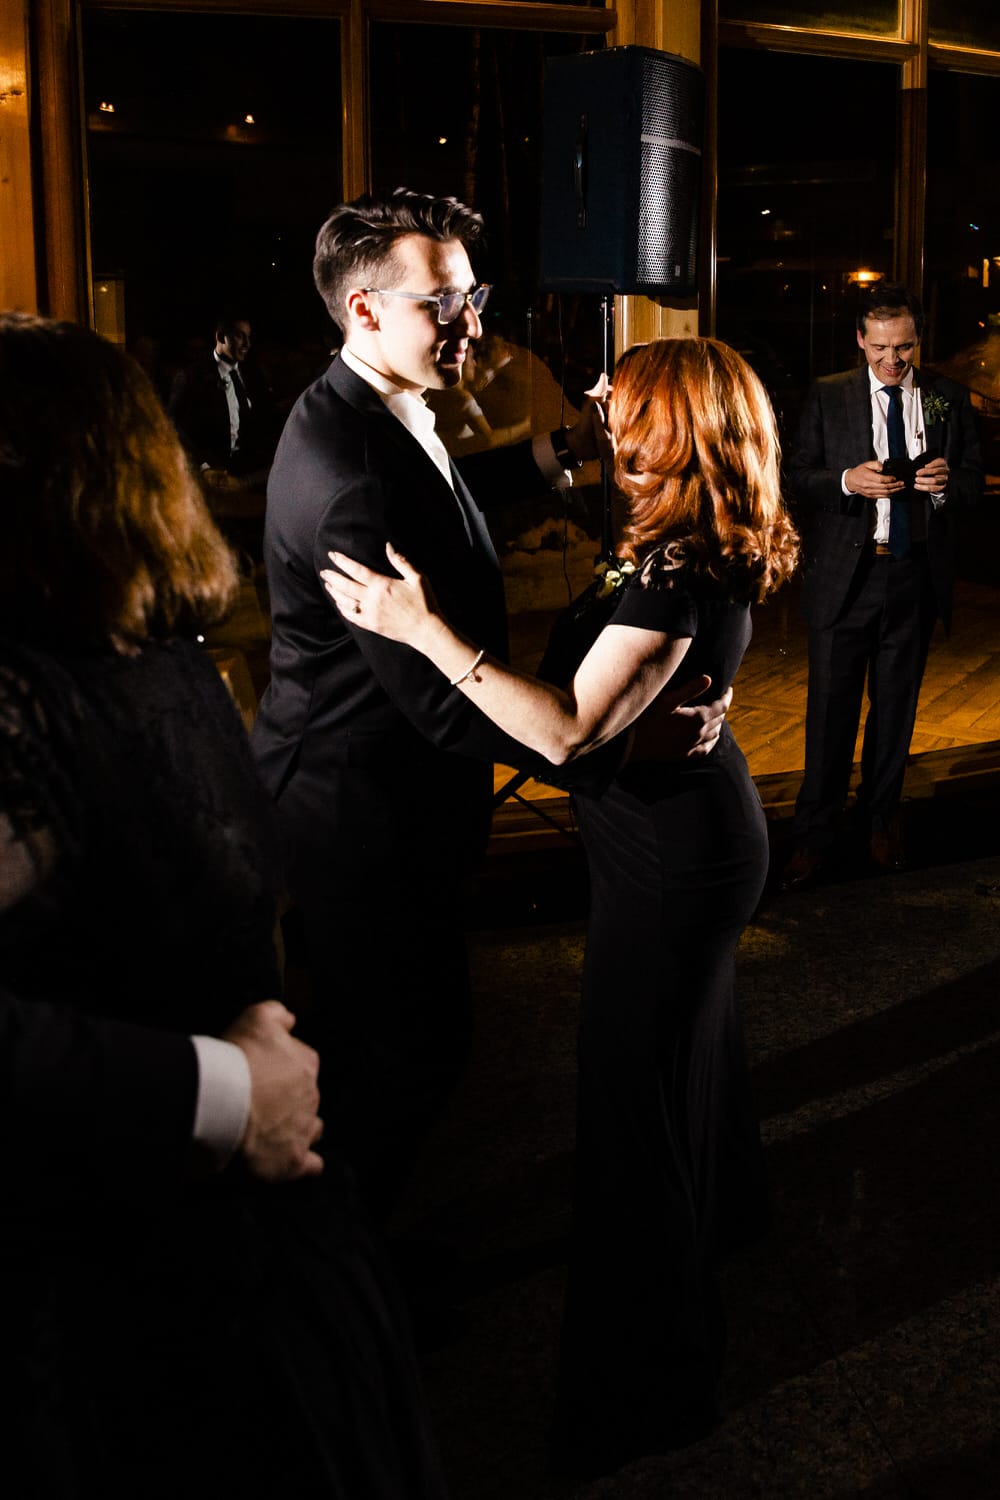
left=362, top=284, right=491, bottom=326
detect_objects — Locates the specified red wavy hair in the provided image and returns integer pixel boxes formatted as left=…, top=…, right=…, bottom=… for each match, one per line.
left=609, top=337, right=798, bottom=601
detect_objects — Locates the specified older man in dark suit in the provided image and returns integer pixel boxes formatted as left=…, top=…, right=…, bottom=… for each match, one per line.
left=251, top=188, right=729, bottom=1219
left=782, top=282, right=983, bottom=887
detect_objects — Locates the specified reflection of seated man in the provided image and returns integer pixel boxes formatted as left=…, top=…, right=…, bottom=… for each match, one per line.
left=428, top=329, right=578, bottom=456
left=168, top=315, right=276, bottom=487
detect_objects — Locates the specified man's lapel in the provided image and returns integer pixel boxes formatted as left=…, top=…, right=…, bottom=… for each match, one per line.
left=327, top=354, right=481, bottom=546
left=450, top=462, right=499, bottom=567
left=913, top=371, right=950, bottom=457
left=847, top=366, right=874, bottom=460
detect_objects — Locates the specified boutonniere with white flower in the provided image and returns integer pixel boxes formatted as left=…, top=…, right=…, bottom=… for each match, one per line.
left=593, top=558, right=636, bottom=599
left=921, top=390, right=951, bottom=426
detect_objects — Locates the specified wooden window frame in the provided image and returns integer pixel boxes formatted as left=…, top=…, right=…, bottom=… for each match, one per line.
left=14, top=0, right=1000, bottom=332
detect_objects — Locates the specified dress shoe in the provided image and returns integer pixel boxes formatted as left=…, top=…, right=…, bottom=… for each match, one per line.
left=780, top=846, right=826, bottom=890
left=870, top=823, right=906, bottom=871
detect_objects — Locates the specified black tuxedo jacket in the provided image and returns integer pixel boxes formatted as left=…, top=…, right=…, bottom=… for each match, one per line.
left=1, top=986, right=196, bottom=1203
left=168, top=352, right=275, bottom=474
left=788, top=366, right=983, bottom=631
left=251, top=355, right=587, bottom=884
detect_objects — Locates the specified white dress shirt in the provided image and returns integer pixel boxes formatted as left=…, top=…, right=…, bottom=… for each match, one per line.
left=191, top=1034, right=251, bottom=1167
left=214, top=351, right=245, bottom=455
left=843, top=368, right=945, bottom=541
left=339, top=344, right=571, bottom=489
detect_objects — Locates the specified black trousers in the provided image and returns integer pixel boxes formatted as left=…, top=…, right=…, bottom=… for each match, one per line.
left=794, top=548, right=937, bottom=849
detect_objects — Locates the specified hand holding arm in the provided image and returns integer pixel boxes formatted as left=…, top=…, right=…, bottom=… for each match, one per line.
left=562, top=373, right=614, bottom=467
left=223, top=1001, right=323, bottom=1182
left=321, top=544, right=694, bottom=767
left=629, top=682, right=733, bottom=761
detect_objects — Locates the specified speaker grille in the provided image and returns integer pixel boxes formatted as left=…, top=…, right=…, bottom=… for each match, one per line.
left=641, top=52, right=702, bottom=146
left=540, top=47, right=705, bottom=295
left=637, top=145, right=701, bottom=288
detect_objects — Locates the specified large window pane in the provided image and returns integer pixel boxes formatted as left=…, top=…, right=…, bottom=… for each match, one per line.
left=716, top=48, right=897, bottom=433
left=83, top=10, right=342, bottom=406
left=929, top=1, right=1000, bottom=50
left=371, top=24, right=612, bottom=643
left=371, top=25, right=596, bottom=340
left=924, top=69, right=1000, bottom=472
left=719, top=0, right=899, bottom=34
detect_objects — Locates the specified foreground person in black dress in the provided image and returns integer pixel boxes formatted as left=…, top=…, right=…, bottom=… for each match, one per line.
left=0, top=314, right=448, bottom=1499
left=321, top=337, right=799, bottom=1477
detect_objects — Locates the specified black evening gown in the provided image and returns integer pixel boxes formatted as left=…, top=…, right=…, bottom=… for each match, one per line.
left=550, top=552, right=770, bottom=1475
left=0, top=638, right=448, bottom=1500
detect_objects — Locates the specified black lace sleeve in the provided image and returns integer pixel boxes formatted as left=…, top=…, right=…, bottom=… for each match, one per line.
left=1, top=639, right=281, bottom=1033
left=0, top=649, right=83, bottom=916
left=609, top=550, right=700, bottom=638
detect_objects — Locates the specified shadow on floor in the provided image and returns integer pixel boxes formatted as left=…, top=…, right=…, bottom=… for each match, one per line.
left=393, top=793, right=1000, bottom=1499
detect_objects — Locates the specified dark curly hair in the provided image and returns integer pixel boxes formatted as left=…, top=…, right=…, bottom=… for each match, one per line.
left=0, top=313, right=238, bottom=652
left=313, top=187, right=484, bottom=335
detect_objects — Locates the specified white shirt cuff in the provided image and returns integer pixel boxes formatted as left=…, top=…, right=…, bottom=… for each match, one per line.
left=191, top=1035, right=252, bottom=1169
left=534, top=432, right=573, bottom=491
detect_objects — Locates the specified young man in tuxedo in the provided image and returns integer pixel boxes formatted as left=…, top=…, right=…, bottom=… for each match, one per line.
left=251, top=188, right=730, bottom=1219
left=782, top=281, right=983, bottom=887
left=168, top=314, right=275, bottom=479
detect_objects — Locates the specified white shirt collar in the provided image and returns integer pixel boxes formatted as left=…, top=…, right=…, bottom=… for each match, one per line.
left=340, top=344, right=419, bottom=399
left=867, top=366, right=915, bottom=396
left=339, top=346, right=452, bottom=486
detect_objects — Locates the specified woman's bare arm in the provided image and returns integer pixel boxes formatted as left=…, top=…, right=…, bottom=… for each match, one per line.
left=321, top=544, right=696, bottom=766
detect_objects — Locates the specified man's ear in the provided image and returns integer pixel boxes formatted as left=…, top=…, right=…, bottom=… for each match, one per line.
left=345, top=288, right=379, bottom=332
left=856, top=328, right=866, bottom=351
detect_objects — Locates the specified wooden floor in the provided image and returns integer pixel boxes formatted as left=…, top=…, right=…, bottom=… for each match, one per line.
left=493, top=571, right=1000, bottom=840
left=204, top=507, right=1000, bottom=843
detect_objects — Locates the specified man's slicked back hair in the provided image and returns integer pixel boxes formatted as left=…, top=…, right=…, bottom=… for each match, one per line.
left=313, top=187, right=485, bottom=335
left=856, top=280, right=925, bottom=339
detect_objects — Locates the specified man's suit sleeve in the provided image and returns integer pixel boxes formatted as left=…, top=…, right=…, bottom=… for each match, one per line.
left=313, top=452, right=624, bottom=793
left=788, top=379, right=859, bottom=513
left=0, top=985, right=198, bottom=1189
left=942, top=382, right=984, bottom=509
left=168, top=362, right=227, bottom=471
left=167, top=368, right=202, bottom=462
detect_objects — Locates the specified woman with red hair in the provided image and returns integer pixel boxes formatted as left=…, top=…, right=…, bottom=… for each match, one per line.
left=323, top=337, right=799, bottom=1478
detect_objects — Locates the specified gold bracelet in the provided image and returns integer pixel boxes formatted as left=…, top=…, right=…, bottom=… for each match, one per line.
left=449, top=648, right=485, bottom=687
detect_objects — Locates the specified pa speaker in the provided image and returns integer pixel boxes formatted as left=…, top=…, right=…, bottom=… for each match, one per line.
left=540, top=46, right=705, bottom=297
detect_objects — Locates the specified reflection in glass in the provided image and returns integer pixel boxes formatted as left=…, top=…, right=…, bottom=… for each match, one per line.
left=929, top=1, right=1000, bottom=50
left=716, top=48, right=897, bottom=435
left=83, top=10, right=343, bottom=407
left=925, top=70, right=1000, bottom=474
left=719, top=0, right=898, bottom=33
left=371, top=24, right=598, bottom=350
left=371, top=23, right=614, bottom=628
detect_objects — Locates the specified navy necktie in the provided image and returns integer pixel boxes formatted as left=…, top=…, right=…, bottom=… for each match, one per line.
left=883, top=384, right=911, bottom=559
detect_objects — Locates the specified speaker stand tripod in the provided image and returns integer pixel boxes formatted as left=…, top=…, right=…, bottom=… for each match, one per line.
left=492, top=295, right=615, bottom=828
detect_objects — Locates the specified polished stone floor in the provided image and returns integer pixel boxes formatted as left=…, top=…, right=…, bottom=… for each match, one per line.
left=215, top=477, right=1000, bottom=1494
left=394, top=808, right=1000, bottom=1499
